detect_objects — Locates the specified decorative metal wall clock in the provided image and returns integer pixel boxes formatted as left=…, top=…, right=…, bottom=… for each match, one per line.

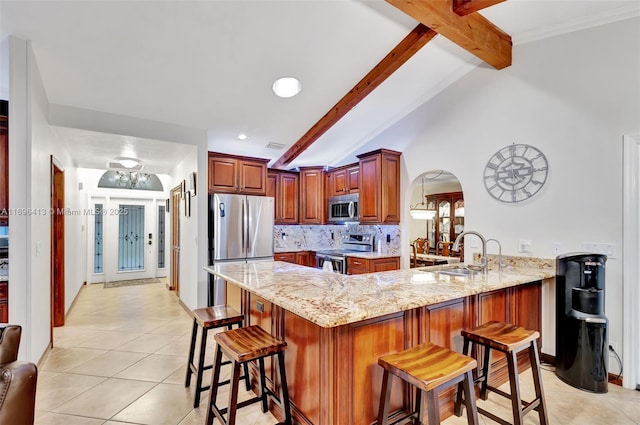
left=483, top=143, right=548, bottom=203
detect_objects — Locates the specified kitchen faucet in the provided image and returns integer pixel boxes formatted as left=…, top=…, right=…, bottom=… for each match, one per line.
left=453, top=230, right=487, bottom=276
left=486, top=238, right=503, bottom=273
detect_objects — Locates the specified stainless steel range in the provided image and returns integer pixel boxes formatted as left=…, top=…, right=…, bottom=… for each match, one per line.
left=315, top=233, right=375, bottom=274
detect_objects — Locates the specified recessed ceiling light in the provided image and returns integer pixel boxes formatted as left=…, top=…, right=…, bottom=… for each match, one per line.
left=272, top=77, right=302, bottom=98
left=238, top=134, right=247, bottom=140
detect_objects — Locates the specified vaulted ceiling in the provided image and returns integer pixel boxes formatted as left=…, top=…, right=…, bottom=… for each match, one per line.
left=1, top=1, right=638, bottom=173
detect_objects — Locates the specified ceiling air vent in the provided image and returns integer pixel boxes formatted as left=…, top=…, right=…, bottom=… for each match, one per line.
left=106, top=161, right=144, bottom=171
left=266, top=142, right=286, bottom=150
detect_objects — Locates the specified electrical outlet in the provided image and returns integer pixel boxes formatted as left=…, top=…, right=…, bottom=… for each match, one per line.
left=552, top=242, right=561, bottom=256
left=582, top=242, right=616, bottom=259
left=518, top=239, right=532, bottom=253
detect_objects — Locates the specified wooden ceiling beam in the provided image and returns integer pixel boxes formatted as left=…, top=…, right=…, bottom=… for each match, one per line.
left=386, top=0, right=512, bottom=70
left=272, top=24, right=437, bottom=170
left=452, top=0, right=507, bottom=16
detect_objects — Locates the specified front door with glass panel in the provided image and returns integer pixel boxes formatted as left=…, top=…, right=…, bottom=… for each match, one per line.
left=88, top=197, right=159, bottom=283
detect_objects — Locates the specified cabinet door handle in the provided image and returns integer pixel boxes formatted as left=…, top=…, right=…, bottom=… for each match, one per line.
left=353, top=261, right=361, bottom=265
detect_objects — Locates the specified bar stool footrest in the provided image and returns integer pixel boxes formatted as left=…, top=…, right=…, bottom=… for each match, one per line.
left=477, top=406, right=511, bottom=425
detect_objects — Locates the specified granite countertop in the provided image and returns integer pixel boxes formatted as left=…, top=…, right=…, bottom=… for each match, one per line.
left=205, top=261, right=554, bottom=328
left=343, top=252, right=400, bottom=260
left=274, top=248, right=311, bottom=253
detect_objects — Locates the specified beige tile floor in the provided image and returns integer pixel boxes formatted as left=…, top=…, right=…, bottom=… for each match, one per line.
left=35, top=280, right=640, bottom=425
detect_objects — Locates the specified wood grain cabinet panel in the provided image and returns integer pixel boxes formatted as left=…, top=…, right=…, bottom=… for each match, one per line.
left=0, top=112, right=8, bottom=216
left=347, top=165, right=359, bottom=193
left=347, top=257, right=400, bottom=275
left=274, top=251, right=316, bottom=268
left=268, top=170, right=299, bottom=224
left=274, top=252, right=296, bottom=263
left=337, top=313, right=406, bottom=425
left=228, top=278, right=542, bottom=425
left=295, top=251, right=315, bottom=268
left=327, top=163, right=360, bottom=197
left=208, top=152, right=268, bottom=195
left=357, top=149, right=401, bottom=224
left=299, top=167, right=325, bottom=224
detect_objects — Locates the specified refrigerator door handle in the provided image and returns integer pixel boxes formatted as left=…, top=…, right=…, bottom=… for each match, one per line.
left=241, top=199, right=246, bottom=256
left=246, top=198, right=251, bottom=253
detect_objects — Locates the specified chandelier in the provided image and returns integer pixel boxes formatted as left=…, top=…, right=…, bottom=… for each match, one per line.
left=98, top=170, right=164, bottom=191
left=116, top=171, right=150, bottom=188
left=409, top=176, right=436, bottom=220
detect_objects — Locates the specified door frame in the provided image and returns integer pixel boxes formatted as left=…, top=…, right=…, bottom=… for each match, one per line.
left=50, top=155, right=65, bottom=340
left=170, top=184, right=182, bottom=295
left=622, top=133, right=640, bottom=390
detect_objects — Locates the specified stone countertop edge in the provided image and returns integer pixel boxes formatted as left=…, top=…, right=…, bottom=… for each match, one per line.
left=273, top=249, right=399, bottom=259
left=343, top=252, right=400, bottom=259
left=204, top=262, right=554, bottom=329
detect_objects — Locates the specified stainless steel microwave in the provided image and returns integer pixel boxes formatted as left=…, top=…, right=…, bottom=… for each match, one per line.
left=327, top=194, right=358, bottom=223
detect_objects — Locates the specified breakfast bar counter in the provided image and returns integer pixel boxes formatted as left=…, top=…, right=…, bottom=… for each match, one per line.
left=204, top=262, right=553, bottom=425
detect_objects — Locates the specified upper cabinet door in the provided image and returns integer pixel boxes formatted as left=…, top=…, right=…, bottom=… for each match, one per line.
left=208, top=156, right=239, bottom=193
left=347, top=166, right=359, bottom=193
left=299, top=167, right=324, bottom=224
left=208, top=153, right=268, bottom=195
left=357, top=149, right=401, bottom=224
left=279, top=172, right=299, bottom=224
left=238, top=160, right=267, bottom=195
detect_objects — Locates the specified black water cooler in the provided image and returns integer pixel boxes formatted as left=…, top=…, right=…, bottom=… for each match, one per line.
left=556, top=253, right=608, bottom=393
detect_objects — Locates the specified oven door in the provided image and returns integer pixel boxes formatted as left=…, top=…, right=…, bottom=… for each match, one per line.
left=316, top=255, right=345, bottom=274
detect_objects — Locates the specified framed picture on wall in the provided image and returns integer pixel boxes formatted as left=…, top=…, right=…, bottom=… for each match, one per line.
left=184, top=193, right=191, bottom=217
left=189, top=172, right=197, bottom=196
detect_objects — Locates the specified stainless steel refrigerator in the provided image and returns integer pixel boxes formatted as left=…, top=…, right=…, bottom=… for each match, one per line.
left=208, top=193, right=274, bottom=305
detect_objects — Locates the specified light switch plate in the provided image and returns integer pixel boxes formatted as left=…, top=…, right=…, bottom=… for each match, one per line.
left=518, top=239, right=532, bottom=253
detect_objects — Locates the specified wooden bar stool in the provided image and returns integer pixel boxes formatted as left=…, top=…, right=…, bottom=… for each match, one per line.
left=454, top=321, right=549, bottom=425
left=184, top=305, right=249, bottom=408
left=206, top=325, right=292, bottom=425
left=377, top=342, right=479, bottom=425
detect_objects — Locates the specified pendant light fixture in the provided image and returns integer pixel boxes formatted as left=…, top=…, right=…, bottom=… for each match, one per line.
left=409, top=176, right=436, bottom=220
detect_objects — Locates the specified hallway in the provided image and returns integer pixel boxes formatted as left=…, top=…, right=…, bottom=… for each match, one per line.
left=35, top=281, right=279, bottom=425
left=34, top=281, right=640, bottom=425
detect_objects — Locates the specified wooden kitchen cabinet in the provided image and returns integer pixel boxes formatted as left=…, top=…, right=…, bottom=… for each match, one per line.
left=274, top=252, right=296, bottom=263
left=299, top=167, right=325, bottom=224
left=357, top=149, right=401, bottom=224
left=274, top=251, right=316, bottom=268
left=0, top=105, right=8, bottom=218
left=346, top=256, right=400, bottom=275
left=295, top=251, right=316, bottom=268
left=267, top=170, right=299, bottom=224
left=0, top=282, right=7, bottom=323
left=327, top=163, right=359, bottom=197
left=208, top=152, right=268, bottom=195
left=428, top=191, right=464, bottom=255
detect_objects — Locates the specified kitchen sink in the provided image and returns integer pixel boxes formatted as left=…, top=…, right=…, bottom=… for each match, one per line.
left=436, top=267, right=479, bottom=277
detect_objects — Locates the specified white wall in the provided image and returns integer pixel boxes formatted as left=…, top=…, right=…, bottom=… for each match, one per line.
left=168, top=150, right=199, bottom=309
left=8, top=37, right=82, bottom=361
left=365, top=18, right=640, bottom=367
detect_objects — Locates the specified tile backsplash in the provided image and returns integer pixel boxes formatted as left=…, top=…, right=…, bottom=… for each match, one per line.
left=274, top=224, right=400, bottom=255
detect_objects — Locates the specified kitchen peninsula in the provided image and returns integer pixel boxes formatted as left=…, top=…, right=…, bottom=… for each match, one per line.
left=204, top=261, right=554, bottom=425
